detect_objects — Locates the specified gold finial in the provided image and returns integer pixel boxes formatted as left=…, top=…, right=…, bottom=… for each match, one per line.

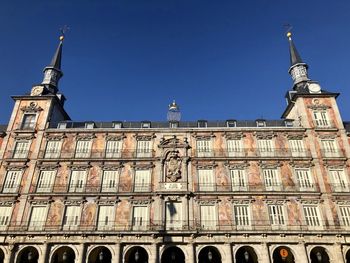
left=283, top=23, right=293, bottom=40
left=286, top=32, right=292, bottom=40
left=59, top=25, right=70, bottom=42
left=59, top=35, right=65, bottom=41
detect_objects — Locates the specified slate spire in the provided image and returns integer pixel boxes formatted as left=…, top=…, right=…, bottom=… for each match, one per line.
left=286, top=32, right=309, bottom=87
left=42, top=35, right=64, bottom=93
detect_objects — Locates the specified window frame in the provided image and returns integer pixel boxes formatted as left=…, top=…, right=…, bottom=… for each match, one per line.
left=20, top=113, right=37, bottom=130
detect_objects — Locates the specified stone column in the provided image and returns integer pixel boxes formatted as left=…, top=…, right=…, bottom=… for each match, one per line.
left=39, top=243, right=48, bottom=263
left=224, top=243, right=233, bottom=263
left=259, top=243, right=270, bottom=263
left=114, top=242, right=121, bottom=263
left=187, top=243, right=195, bottom=263
left=76, top=244, right=85, bottom=263
left=332, top=243, right=345, bottom=263
left=149, top=243, right=158, bottom=263
left=4, top=250, right=12, bottom=263
left=295, top=242, right=309, bottom=263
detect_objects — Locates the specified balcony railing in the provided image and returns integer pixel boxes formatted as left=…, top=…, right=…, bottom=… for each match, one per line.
left=4, top=150, right=31, bottom=159
left=3, top=220, right=348, bottom=233
left=320, top=148, right=345, bottom=158
left=194, top=148, right=311, bottom=158
left=38, top=149, right=156, bottom=160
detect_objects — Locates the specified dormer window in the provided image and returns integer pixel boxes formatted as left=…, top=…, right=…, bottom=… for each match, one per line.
left=256, top=119, right=266, bottom=127
left=197, top=120, right=207, bottom=128
left=85, top=122, right=95, bottom=129
left=112, top=122, right=122, bottom=129
left=285, top=119, right=294, bottom=127
left=226, top=120, right=236, bottom=127
left=141, top=122, right=151, bottom=128
left=21, top=114, right=36, bottom=130
left=57, top=122, right=67, bottom=129
left=169, top=121, right=179, bottom=128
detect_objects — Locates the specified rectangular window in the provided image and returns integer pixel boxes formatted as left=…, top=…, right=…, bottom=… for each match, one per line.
left=0, top=206, right=12, bottom=230
left=339, top=206, right=350, bottom=227
left=21, top=114, right=36, bottom=129
left=198, top=169, right=215, bottom=191
left=313, top=111, right=330, bottom=127
left=295, top=168, right=314, bottom=191
left=227, top=139, right=243, bottom=157
left=63, top=206, right=81, bottom=230
left=105, top=140, right=122, bottom=158
left=263, top=169, right=281, bottom=191
left=230, top=169, right=247, bottom=191
left=37, top=170, right=56, bottom=193
left=44, top=140, right=62, bottom=158
left=321, top=139, right=339, bottom=157
left=258, top=139, right=273, bottom=156
left=234, top=205, right=251, bottom=227
left=329, top=169, right=349, bottom=192
left=97, top=206, right=114, bottom=230
left=68, top=170, right=87, bottom=192
left=196, top=139, right=212, bottom=157
left=134, top=170, right=151, bottom=192
left=75, top=140, right=92, bottom=158
left=165, top=201, right=182, bottom=230
left=289, top=139, right=305, bottom=157
left=136, top=140, right=152, bottom=157
left=28, top=206, right=47, bottom=230
left=13, top=141, right=30, bottom=158
left=303, top=205, right=322, bottom=228
left=101, top=170, right=118, bottom=192
left=132, top=206, right=148, bottom=230
left=3, top=170, right=22, bottom=193
left=268, top=205, right=285, bottom=226
left=200, top=205, right=216, bottom=229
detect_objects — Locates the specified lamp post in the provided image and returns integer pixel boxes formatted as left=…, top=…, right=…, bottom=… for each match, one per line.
left=243, top=251, right=250, bottom=263
left=134, top=250, right=140, bottom=263
left=27, top=251, right=33, bottom=262
left=208, top=250, right=213, bottom=262
left=171, top=251, right=176, bottom=262
left=99, top=251, right=104, bottom=262
left=62, top=251, right=68, bottom=262
left=316, top=251, right=322, bottom=263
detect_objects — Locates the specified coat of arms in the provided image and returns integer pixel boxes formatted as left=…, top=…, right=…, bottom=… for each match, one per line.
left=166, top=151, right=182, bottom=182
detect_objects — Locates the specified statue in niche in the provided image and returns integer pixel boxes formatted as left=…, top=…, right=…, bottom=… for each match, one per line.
left=166, top=151, right=182, bottom=182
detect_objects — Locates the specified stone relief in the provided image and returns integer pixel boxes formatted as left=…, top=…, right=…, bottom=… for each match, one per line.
left=165, top=151, right=182, bottom=182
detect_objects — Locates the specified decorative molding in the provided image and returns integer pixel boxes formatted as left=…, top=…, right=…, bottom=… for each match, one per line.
left=44, top=133, right=66, bottom=140
left=4, top=164, right=27, bottom=171
left=158, top=136, right=189, bottom=149
left=336, top=200, right=350, bottom=205
left=20, top=102, right=43, bottom=112
left=37, top=163, right=60, bottom=170
left=289, top=161, right=313, bottom=168
left=63, top=199, right=85, bottom=205
left=194, top=162, right=217, bottom=169
left=76, top=134, right=96, bottom=140
left=100, top=163, right=123, bottom=170
left=106, top=134, right=126, bottom=141
left=318, top=133, right=338, bottom=139
left=67, top=164, right=92, bottom=170
left=134, top=134, right=156, bottom=141
left=129, top=198, right=153, bottom=205
left=264, top=199, right=288, bottom=205
left=225, top=162, right=249, bottom=169
left=131, top=162, right=154, bottom=170
left=255, top=131, right=275, bottom=139
left=0, top=200, right=17, bottom=206
left=96, top=199, right=119, bottom=205
left=193, top=133, right=215, bottom=140
left=165, top=151, right=182, bottom=182
left=324, top=161, right=346, bottom=169
left=224, top=132, right=245, bottom=140
left=195, top=198, right=220, bottom=205
left=230, top=199, right=254, bottom=204
left=12, top=133, right=35, bottom=140
left=29, top=199, right=52, bottom=205
left=299, top=199, right=323, bottom=205
left=285, top=133, right=306, bottom=140
left=165, top=196, right=180, bottom=202
left=307, top=99, right=331, bottom=110
left=259, top=161, right=281, bottom=169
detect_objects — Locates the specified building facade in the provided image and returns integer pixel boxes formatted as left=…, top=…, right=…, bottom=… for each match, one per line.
left=0, top=32, right=350, bottom=263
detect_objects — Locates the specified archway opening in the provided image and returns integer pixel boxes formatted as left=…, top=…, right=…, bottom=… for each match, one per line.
left=198, top=246, right=222, bottom=263
left=0, top=249, right=4, bottom=263
left=125, top=246, right=148, bottom=263
left=51, top=246, right=76, bottom=263
left=16, top=246, right=39, bottom=263
left=235, top=246, right=258, bottom=263
left=346, top=249, right=350, bottom=263
left=310, top=247, right=330, bottom=263
left=273, top=246, right=295, bottom=263
left=161, top=246, right=185, bottom=263
left=88, top=246, right=112, bottom=263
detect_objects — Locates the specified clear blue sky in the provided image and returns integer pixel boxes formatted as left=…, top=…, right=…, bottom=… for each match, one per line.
left=0, top=0, right=350, bottom=123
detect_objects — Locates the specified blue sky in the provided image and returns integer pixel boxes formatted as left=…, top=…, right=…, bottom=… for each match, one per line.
left=0, top=0, right=350, bottom=123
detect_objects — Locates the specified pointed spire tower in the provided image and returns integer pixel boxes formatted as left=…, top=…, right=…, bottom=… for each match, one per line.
left=287, top=31, right=310, bottom=88
left=41, top=34, right=64, bottom=94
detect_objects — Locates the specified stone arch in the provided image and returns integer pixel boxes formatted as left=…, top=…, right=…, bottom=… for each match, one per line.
left=310, top=246, right=330, bottom=263
left=235, top=246, right=258, bottom=263
left=345, top=248, right=350, bottom=263
left=0, top=248, right=4, bottom=263
left=15, top=246, right=39, bottom=263
left=50, top=246, right=76, bottom=263
left=87, top=246, right=112, bottom=263
left=124, top=246, right=149, bottom=263
left=160, top=246, right=185, bottom=263
left=198, top=246, right=222, bottom=263
left=272, top=246, right=295, bottom=263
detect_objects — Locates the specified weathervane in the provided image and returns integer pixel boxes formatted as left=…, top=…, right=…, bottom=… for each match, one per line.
left=59, top=25, right=70, bottom=41
left=283, top=23, right=293, bottom=40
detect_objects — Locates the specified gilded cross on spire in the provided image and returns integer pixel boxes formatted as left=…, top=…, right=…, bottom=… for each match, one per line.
left=59, top=25, right=70, bottom=42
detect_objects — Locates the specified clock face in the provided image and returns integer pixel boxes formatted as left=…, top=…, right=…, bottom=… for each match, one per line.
left=31, top=86, right=43, bottom=96
left=308, top=83, right=321, bottom=93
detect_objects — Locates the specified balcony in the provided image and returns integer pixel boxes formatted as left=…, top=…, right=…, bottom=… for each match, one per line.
left=4, top=150, right=31, bottom=160
left=194, top=148, right=311, bottom=159
left=320, top=148, right=345, bottom=159
left=38, top=149, right=156, bottom=160
left=3, top=220, right=347, bottom=234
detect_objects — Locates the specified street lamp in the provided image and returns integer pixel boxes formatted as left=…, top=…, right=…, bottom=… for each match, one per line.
left=27, top=251, right=33, bottom=262
left=316, top=251, right=322, bottom=263
left=171, top=251, right=176, bottom=261
left=244, top=251, right=250, bottom=263
left=208, top=250, right=213, bottom=262
left=134, top=250, right=140, bottom=262
left=99, top=251, right=104, bottom=262
left=62, top=251, right=68, bottom=262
